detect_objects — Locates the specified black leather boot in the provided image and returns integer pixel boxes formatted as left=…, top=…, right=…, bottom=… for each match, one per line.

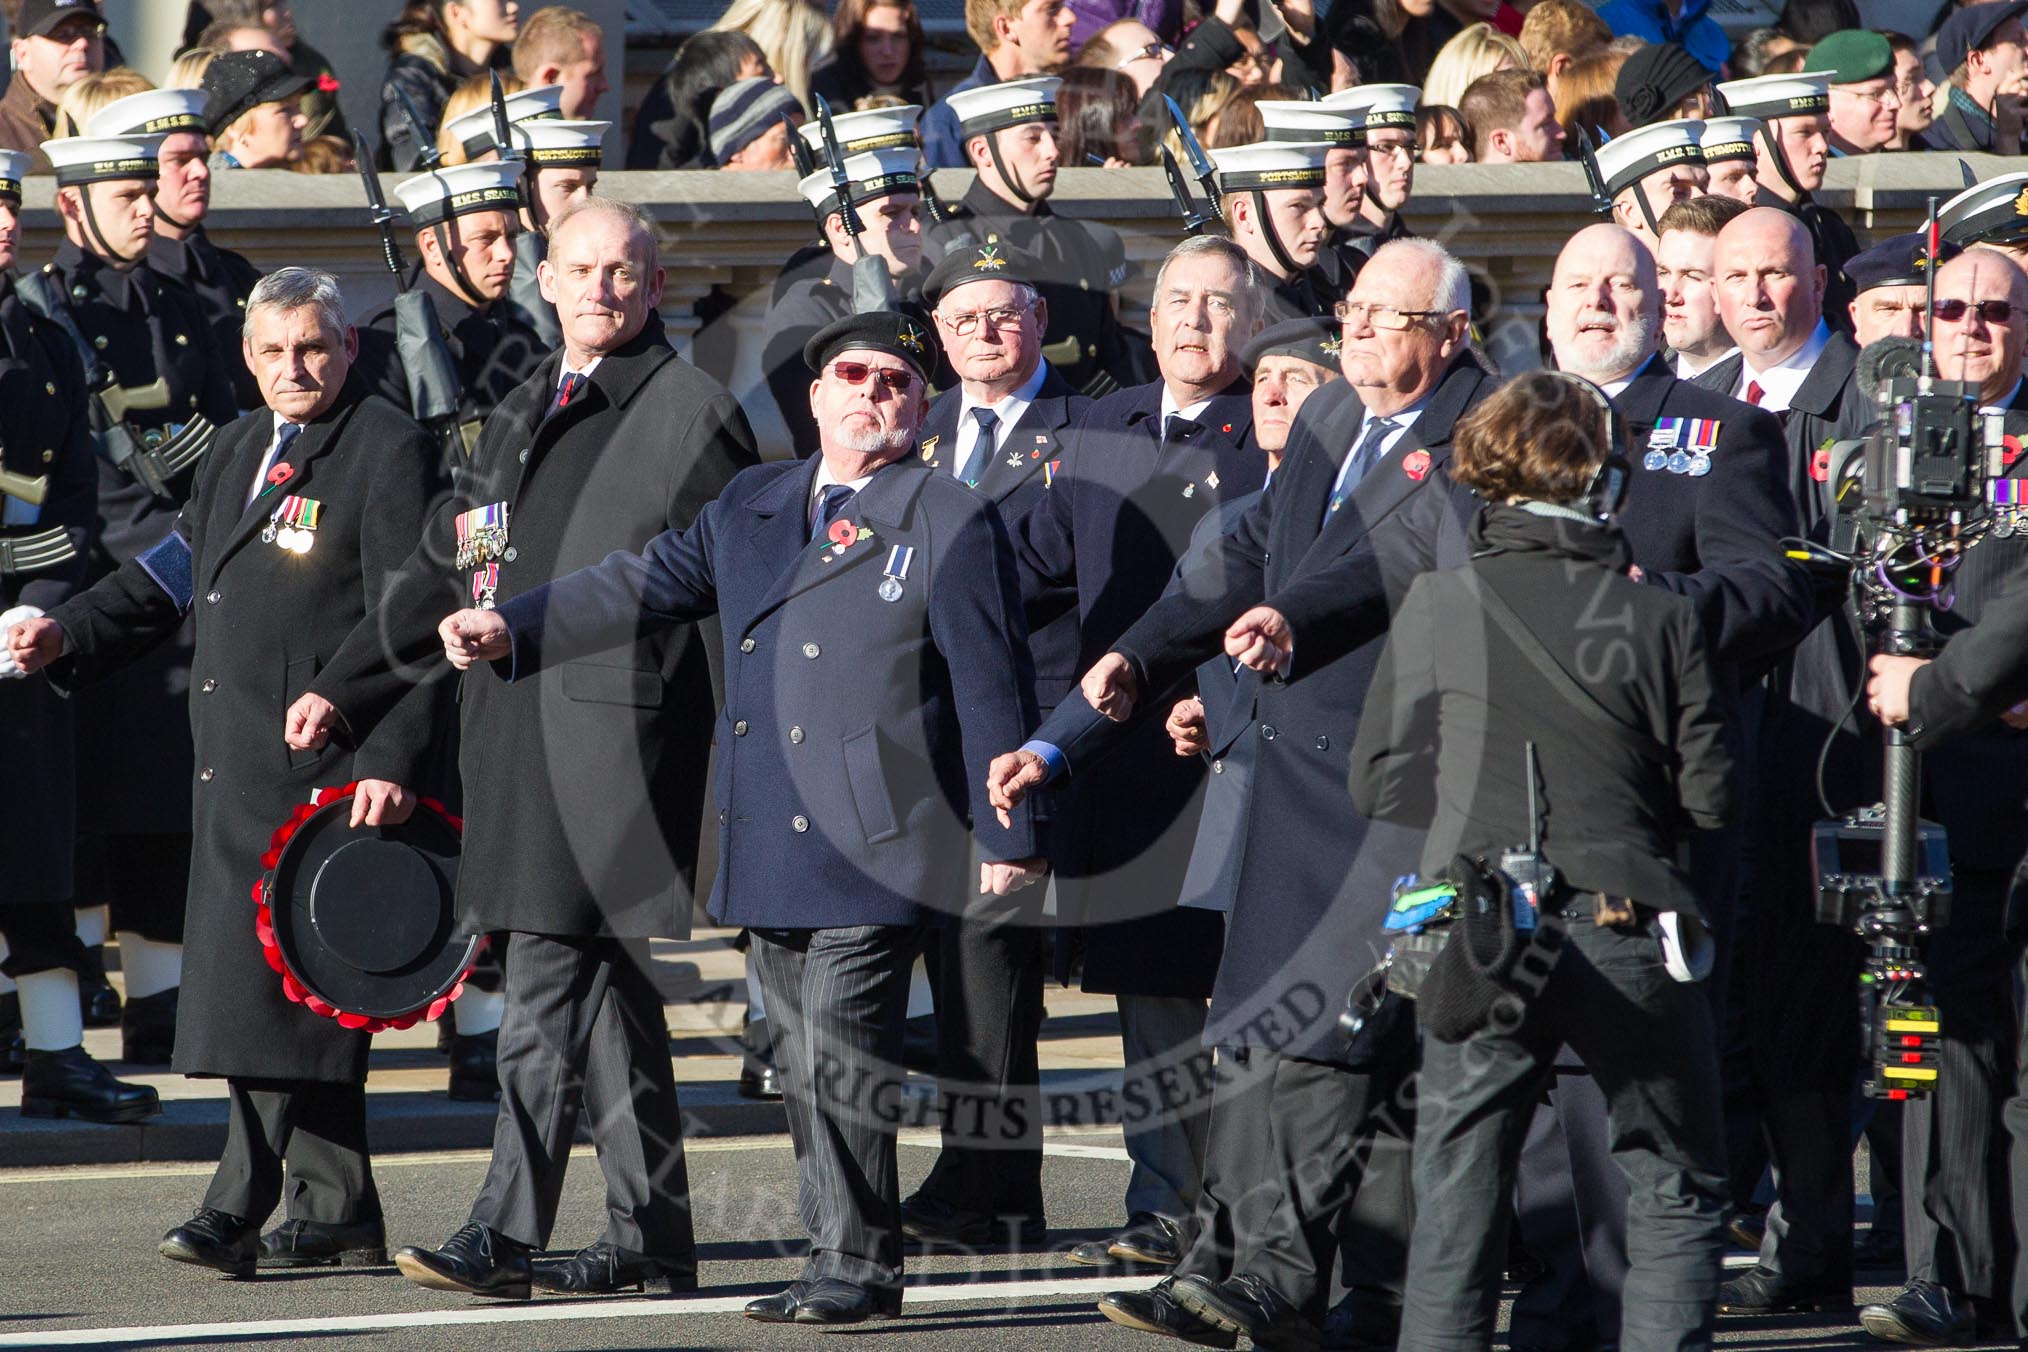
left=121, top=987, right=178, bottom=1065
left=0, top=993, right=22, bottom=1076
left=78, top=945, right=121, bottom=1027
left=20, top=1044, right=160, bottom=1123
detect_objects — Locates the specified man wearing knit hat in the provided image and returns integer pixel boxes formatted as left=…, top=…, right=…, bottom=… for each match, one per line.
left=708, top=77, right=802, bottom=171
left=1804, top=30, right=1901, bottom=158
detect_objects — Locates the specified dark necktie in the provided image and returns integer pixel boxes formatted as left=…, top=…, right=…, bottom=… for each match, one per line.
left=1161, top=414, right=1201, bottom=451
left=957, top=406, right=998, bottom=486
left=810, top=483, right=855, bottom=542
left=548, top=370, right=586, bottom=421
left=1329, top=416, right=1396, bottom=514
left=248, top=421, right=302, bottom=508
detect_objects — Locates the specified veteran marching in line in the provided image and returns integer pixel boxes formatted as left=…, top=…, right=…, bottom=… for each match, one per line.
left=24, top=0, right=2028, bottom=1348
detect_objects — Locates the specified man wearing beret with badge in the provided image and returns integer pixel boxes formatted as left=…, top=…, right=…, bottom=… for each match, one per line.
left=419, top=307, right=1047, bottom=1325
left=9, top=266, right=443, bottom=1279
left=1807, top=31, right=1903, bottom=161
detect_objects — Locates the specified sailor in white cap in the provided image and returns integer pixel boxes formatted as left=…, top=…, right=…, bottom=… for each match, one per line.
left=352, top=160, right=547, bottom=473
left=1939, top=171, right=2028, bottom=259
left=1322, top=83, right=1419, bottom=259
left=440, top=83, right=565, bottom=164
left=1699, top=115, right=1763, bottom=206
left=1591, top=119, right=1708, bottom=250
left=1213, top=140, right=1336, bottom=321
left=1715, top=71, right=1858, bottom=326
left=1259, top=98, right=1371, bottom=297
left=941, top=76, right=1146, bottom=398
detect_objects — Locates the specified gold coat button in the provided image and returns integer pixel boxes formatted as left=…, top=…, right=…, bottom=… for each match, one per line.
left=40, top=449, right=52, bottom=463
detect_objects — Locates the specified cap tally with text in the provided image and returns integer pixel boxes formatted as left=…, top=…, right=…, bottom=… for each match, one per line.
left=1801, top=29, right=1894, bottom=85
left=798, top=104, right=922, bottom=156
left=509, top=119, right=608, bottom=168
left=923, top=240, right=1038, bottom=305
left=0, top=149, right=30, bottom=204
left=86, top=89, right=207, bottom=139
left=1242, top=316, right=1342, bottom=376
left=41, top=133, right=164, bottom=187
left=1938, top=172, right=2028, bottom=249
left=1845, top=231, right=1954, bottom=294
left=1255, top=100, right=1362, bottom=147
left=1699, top=115, right=1761, bottom=164
left=946, top=77, right=1061, bottom=137
left=1212, top=140, right=1329, bottom=193
left=393, top=160, right=525, bottom=228
left=804, top=309, right=942, bottom=384
left=443, top=83, right=564, bottom=159
left=1715, top=71, right=1829, bottom=120
left=1320, top=83, right=1418, bottom=130
left=798, top=146, right=922, bottom=219
left=1593, top=119, right=1703, bottom=199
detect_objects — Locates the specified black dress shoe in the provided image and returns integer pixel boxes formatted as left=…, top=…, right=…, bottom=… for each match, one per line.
left=1858, top=1280, right=1976, bottom=1346
left=20, top=1044, right=160, bottom=1123
left=393, top=1221, right=531, bottom=1299
left=1320, top=1297, right=1401, bottom=1352
left=1718, top=1265, right=1853, bottom=1314
left=1109, top=1213, right=1184, bottom=1265
left=1172, top=1273, right=1321, bottom=1349
left=1097, top=1277, right=1238, bottom=1347
left=446, top=1030, right=499, bottom=1101
left=257, top=1217, right=387, bottom=1268
left=121, top=987, right=178, bottom=1066
left=792, top=1277, right=902, bottom=1324
left=161, top=1209, right=260, bottom=1278
left=745, top=1281, right=809, bottom=1322
left=0, top=993, right=22, bottom=1076
left=79, top=946, right=121, bottom=1027
left=531, top=1241, right=697, bottom=1295
left=736, top=1064, right=782, bottom=1100
left=900, top=1191, right=1047, bottom=1248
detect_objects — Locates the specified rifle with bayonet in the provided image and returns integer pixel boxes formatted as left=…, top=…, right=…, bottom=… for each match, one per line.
left=815, top=94, right=898, bottom=312
left=1165, top=96, right=1225, bottom=230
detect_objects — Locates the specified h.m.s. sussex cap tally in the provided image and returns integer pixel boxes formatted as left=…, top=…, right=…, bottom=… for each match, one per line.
left=393, top=160, right=525, bottom=228
left=797, top=146, right=922, bottom=218
left=1593, top=119, right=1704, bottom=199
left=804, top=309, right=942, bottom=384
left=40, top=132, right=164, bottom=187
left=441, top=83, right=565, bottom=159
left=946, top=77, right=1061, bottom=137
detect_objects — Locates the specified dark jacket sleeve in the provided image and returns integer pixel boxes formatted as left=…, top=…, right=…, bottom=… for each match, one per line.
left=1908, top=557, right=2028, bottom=749
left=1348, top=571, right=1439, bottom=826
left=1162, top=15, right=1245, bottom=83
left=1110, top=482, right=1273, bottom=696
left=17, top=327, right=96, bottom=612
left=1669, top=604, right=1735, bottom=832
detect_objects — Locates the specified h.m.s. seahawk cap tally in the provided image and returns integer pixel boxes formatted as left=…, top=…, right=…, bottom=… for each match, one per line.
left=798, top=104, right=922, bottom=156
left=1321, top=83, right=1418, bottom=129
left=1255, top=100, right=1362, bottom=146
left=1938, top=172, right=2028, bottom=249
left=393, top=160, right=525, bottom=227
left=86, top=88, right=208, bottom=139
left=1699, top=115, right=1761, bottom=164
left=41, top=133, right=165, bottom=187
left=442, top=83, right=565, bottom=159
left=797, top=146, right=922, bottom=218
left=1593, top=119, right=1704, bottom=199
left=508, top=118, right=608, bottom=168
left=946, top=77, right=1061, bottom=137
left=1715, top=71, right=1830, bottom=120
left=0, top=149, right=29, bottom=204
left=1212, top=140, right=1330, bottom=193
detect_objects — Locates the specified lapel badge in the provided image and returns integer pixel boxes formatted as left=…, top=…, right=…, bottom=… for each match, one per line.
left=1182, top=482, right=1196, bottom=498
left=920, top=434, right=940, bottom=464
left=264, top=462, right=294, bottom=493
left=1811, top=438, right=1834, bottom=483
left=1206, top=471, right=1219, bottom=489
left=1402, top=448, right=1431, bottom=482
left=2015, top=185, right=2028, bottom=218
left=1221, top=423, right=1233, bottom=434
left=1043, top=459, right=1060, bottom=487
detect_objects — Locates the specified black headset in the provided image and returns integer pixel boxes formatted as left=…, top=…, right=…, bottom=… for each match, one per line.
left=1543, top=370, right=1631, bottom=520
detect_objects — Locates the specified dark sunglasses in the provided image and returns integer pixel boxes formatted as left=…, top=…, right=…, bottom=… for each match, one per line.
left=830, top=361, right=917, bottom=393
left=1932, top=298, right=2018, bottom=325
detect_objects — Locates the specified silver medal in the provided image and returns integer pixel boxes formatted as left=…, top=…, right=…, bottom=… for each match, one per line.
left=1666, top=450, right=1691, bottom=475
left=261, top=524, right=278, bottom=544
left=878, top=576, right=903, bottom=603
left=1687, top=453, right=1712, bottom=478
left=1642, top=449, right=1667, bottom=472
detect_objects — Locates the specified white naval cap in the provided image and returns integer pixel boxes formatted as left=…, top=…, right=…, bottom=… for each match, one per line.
left=1212, top=139, right=1330, bottom=192
left=0, top=148, right=29, bottom=202
left=946, top=77, right=1060, bottom=137
left=1939, top=172, right=2028, bottom=248
left=1699, top=115, right=1761, bottom=164
left=1255, top=100, right=1362, bottom=147
left=508, top=118, right=608, bottom=168
left=798, top=104, right=922, bottom=156
left=443, top=83, right=565, bottom=159
left=41, top=133, right=165, bottom=187
left=1594, top=119, right=1703, bottom=198
left=797, top=146, right=922, bottom=218
left=1321, top=82, right=1418, bottom=129
left=393, top=159, right=525, bottom=227
left=86, top=88, right=208, bottom=139
left=1715, top=71, right=1829, bottom=120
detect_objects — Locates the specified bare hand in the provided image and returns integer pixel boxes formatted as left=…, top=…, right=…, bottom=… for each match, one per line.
left=6, top=615, right=63, bottom=676
left=1226, top=605, right=1293, bottom=677
left=986, top=749, right=1050, bottom=828
left=1081, top=651, right=1139, bottom=722
left=1166, top=695, right=1208, bottom=756
left=980, top=856, right=1048, bottom=896
left=286, top=691, right=339, bottom=751
left=441, top=608, right=509, bottom=670
left=1866, top=653, right=1927, bottom=728
left=349, top=779, right=415, bottom=828
left=2003, top=700, right=2028, bottom=731
left=1627, top=563, right=1646, bottom=584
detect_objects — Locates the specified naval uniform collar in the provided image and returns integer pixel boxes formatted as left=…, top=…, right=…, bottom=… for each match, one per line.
left=55, top=238, right=149, bottom=312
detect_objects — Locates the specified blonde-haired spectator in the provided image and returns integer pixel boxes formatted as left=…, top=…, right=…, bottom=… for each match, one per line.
left=1422, top=22, right=1527, bottom=111
left=708, top=0, right=833, bottom=113
left=167, top=47, right=224, bottom=92
left=52, top=66, right=152, bottom=139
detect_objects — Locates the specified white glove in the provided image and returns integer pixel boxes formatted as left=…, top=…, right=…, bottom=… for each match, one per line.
left=0, top=605, right=45, bottom=679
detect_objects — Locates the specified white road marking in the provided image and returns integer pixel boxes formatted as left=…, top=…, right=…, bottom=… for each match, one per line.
left=0, top=1274, right=1163, bottom=1346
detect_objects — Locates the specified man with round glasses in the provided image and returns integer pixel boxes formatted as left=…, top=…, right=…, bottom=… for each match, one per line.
left=0, top=0, right=108, bottom=171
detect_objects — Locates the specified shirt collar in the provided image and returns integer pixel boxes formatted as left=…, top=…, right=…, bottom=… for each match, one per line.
left=1738, top=319, right=1831, bottom=411
left=561, top=355, right=602, bottom=384
left=1360, top=394, right=1428, bottom=435
left=1160, top=388, right=1215, bottom=425
left=1982, top=376, right=2025, bottom=415
left=961, top=361, right=1048, bottom=425
left=812, top=459, right=878, bottom=499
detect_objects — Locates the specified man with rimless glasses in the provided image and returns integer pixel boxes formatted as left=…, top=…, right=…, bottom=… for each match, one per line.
left=0, top=0, right=108, bottom=173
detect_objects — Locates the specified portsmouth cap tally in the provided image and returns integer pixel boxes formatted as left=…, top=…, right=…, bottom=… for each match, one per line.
left=1939, top=172, right=2028, bottom=249
left=923, top=239, right=1038, bottom=305
left=1321, top=83, right=1418, bottom=130
left=797, top=146, right=922, bottom=218
left=393, top=160, right=525, bottom=227
left=1716, top=71, right=1830, bottom=120
left=0, top=149, right=29, bottom=204
left=946, top=77, right=1061, bottom=137
left=508, top=118, right=608, bottom=168
left=798, top=104, right=922, bottom=156
left=1255, top=99, right=1363, bottom=147
left=1212, top=139, right=1330, bottom=193
left=804, top=308, right=941, bottom=384
left=86, top=88, right=208, bottom=139
left=1699, top=115, right=1761, bottom=164
left=1242, top=316, right=1342, bottom=374
left=41, top=133, right=164, bottom=187
left=1594, top=119, right=1704, bottom=199
left=443, top=83, right=565, bottom=159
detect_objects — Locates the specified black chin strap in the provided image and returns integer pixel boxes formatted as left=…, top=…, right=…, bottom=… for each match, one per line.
left=431, top=220, right=488, bottom=309
left=151, top=193, right=192, bottom=234
left=983, top=130, right=1039, bottom=206
left=77, top=186, right=143, bottom=267
left=1253, top=189, right=1302, bottom=278
left=1762, top=118, right=1809, bottom=202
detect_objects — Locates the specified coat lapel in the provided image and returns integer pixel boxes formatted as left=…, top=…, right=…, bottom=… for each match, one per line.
left=978, top=390, right=1073, bottom=501
left=747, top=457, right=930, bottom=623
left=916, top=393, right=959, bottom=473
left=207, top=388, right=363, bottom=583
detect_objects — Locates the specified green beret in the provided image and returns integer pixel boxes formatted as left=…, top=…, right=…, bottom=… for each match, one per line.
left=1803, top=29, right=1893, bottom=85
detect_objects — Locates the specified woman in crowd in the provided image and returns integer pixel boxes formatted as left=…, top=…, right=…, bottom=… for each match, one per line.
left=377, top=0, right=521, bottom=171
left=203, top=50, right=310, bottom=170
left=1422, top=21, right=1526, bottom=110
left=628, top=30, right=770, bottom=170
left=809, top=0, right=929, bottom=112
left=1417, top=103, right=1473, bottom=163
left=708, top=0, right=831, bottom=113
left=1056, top=65, right=1146, bottom=166
left=1553, top=47, right=1628, bottom=145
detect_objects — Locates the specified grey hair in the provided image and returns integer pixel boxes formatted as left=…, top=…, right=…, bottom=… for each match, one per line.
left=1374, top=237, right=1471, bottom=317
left=549, top=195, right=659, bottom=269
left=1152, top=234, right=1264, bottom=327
left=242, top=267, right=348, bottom=340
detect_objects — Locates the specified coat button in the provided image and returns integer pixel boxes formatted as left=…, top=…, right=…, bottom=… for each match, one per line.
left=739, top=638, right=755, bottom=653
left=200, top=678, right=216, bottom=693
left=802, top=642, right=820, bottom=659
left=789, top=725, right=804, bottom=744
left=175, top=333, right=188, bottom=346
left=1211, top=759, right=1223, bottom=773
left=91, top=335, right=107, bottom=350
left=206, top=590, right=221, bottom=605
left=733, top=719, right=749, bottom=736
left=40, top=449, right=52, bottom=462
left=1260, top=725, right=1277, bottom=740
left=791, top=815, right=809, bottom=832
left=42, top=382, right=53, bottom=396
left=1315, top=735, right=1329, bottom=750
left=199, top=767, right=214, bottom=782
left=718, top=809, right=728, bottom=825
left=518, top=448, right=529, bottom=463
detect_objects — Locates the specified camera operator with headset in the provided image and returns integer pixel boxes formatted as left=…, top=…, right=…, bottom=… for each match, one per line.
left=1349, top=369, right=1735, bottom=1352
left=1860, top=244, right=2028, bottom=1346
